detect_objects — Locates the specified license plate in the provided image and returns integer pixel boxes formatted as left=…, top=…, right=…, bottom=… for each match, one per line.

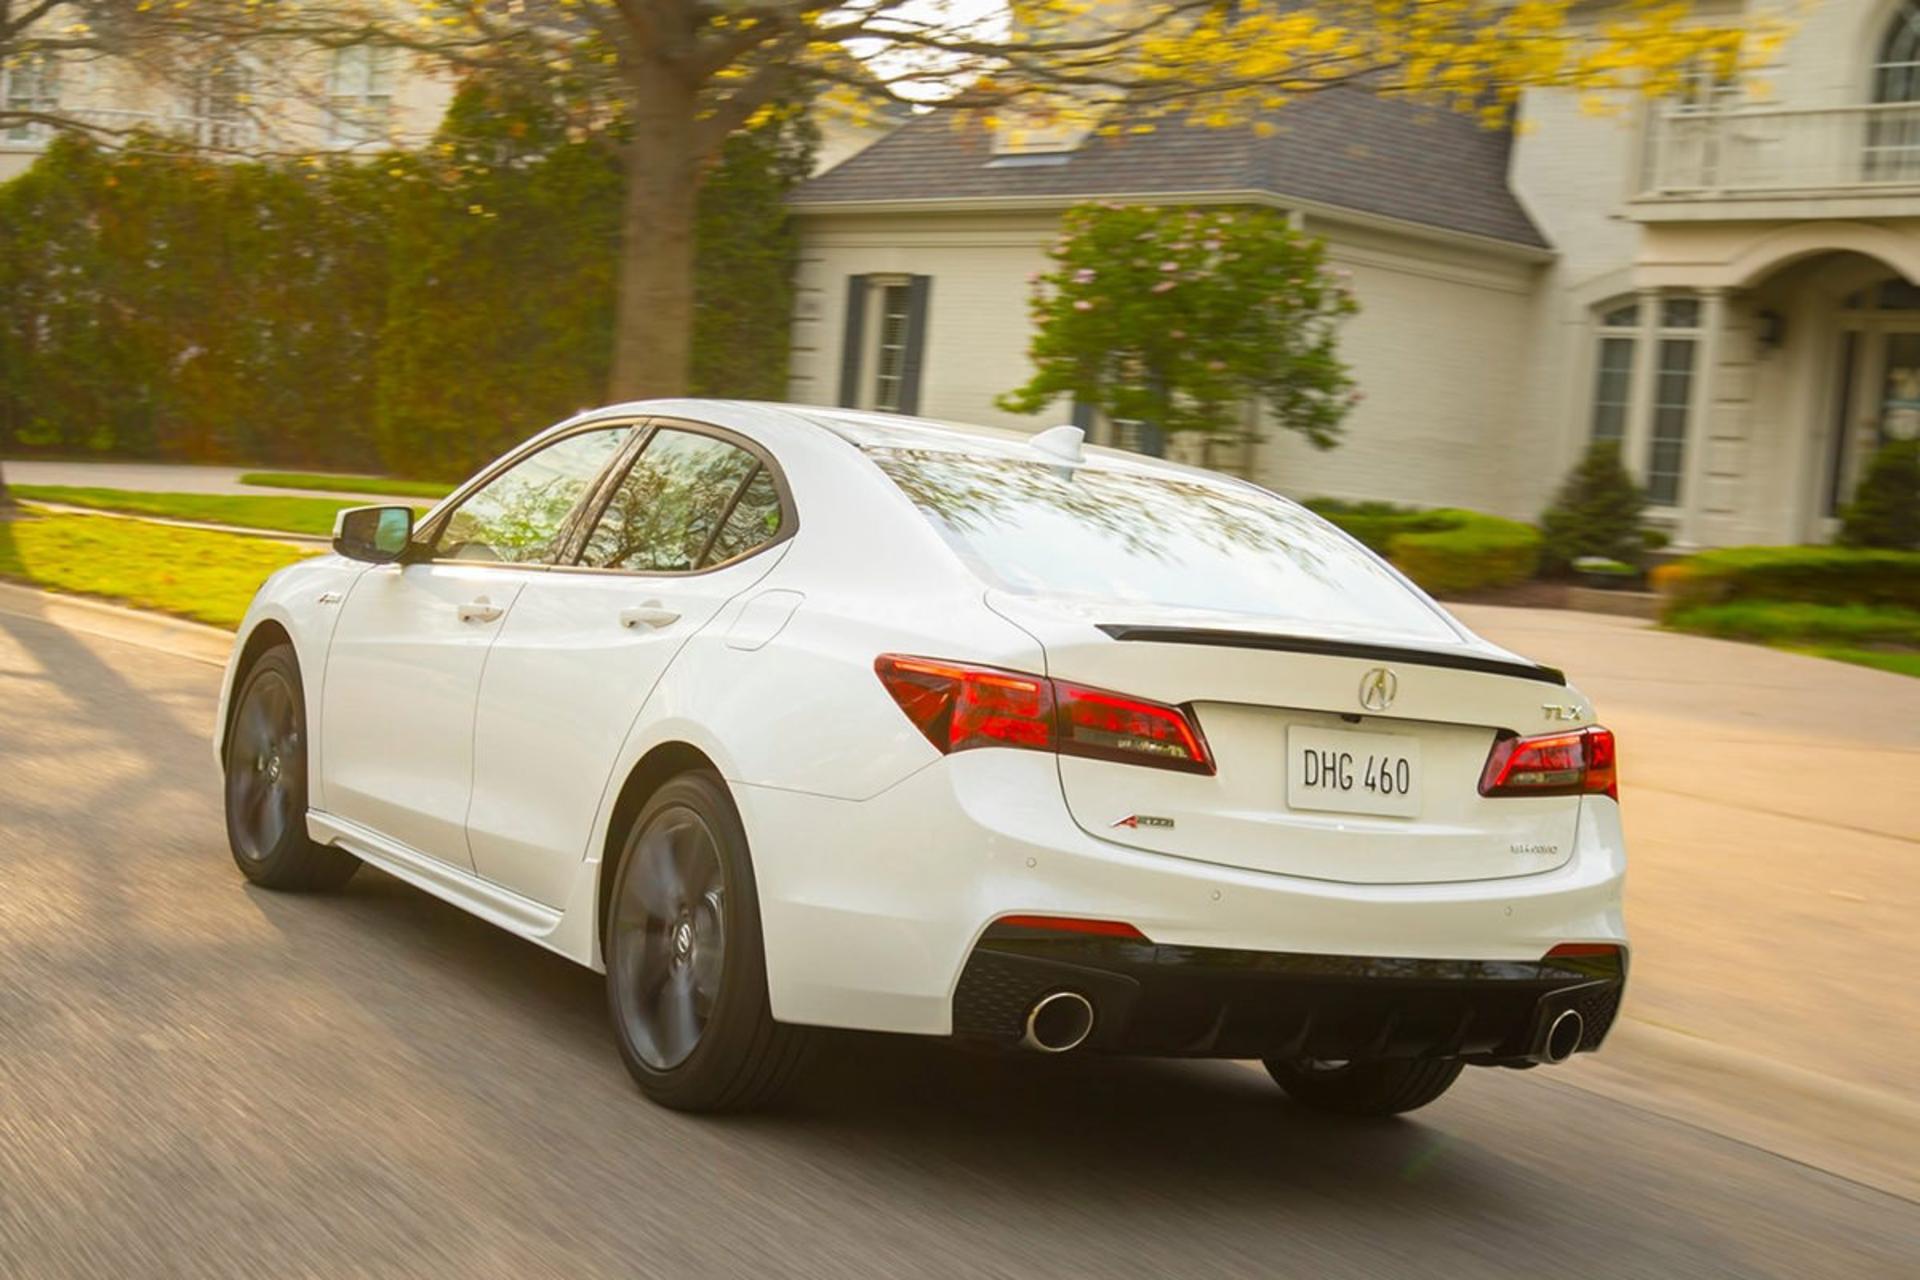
left=1287, top=727, right=1422, bottom=818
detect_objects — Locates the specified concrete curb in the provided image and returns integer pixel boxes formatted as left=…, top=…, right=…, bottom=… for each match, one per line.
left=0, top=581, right=235, bottom=667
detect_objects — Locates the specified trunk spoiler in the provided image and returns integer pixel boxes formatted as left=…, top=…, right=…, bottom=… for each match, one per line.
left=1095, top=625, right=1567, bottom=687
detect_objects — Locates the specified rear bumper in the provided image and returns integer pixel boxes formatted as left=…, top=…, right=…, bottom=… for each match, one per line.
left=735, top=751, right=1628, bottom=1038
left=954, top=927, right=1626, bottom=1061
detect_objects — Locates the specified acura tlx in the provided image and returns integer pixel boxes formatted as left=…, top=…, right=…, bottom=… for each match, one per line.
left=215, top=400, right=1626, bottom=1115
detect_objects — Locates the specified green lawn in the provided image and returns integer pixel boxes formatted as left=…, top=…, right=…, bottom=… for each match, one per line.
left=0, top=509, right=316, bottom=628
left=1666, top=601, right=1920, bottom=679
left=12, top=485, right=427, bottom=537
left=1800, top=647, right=1920, bottom=679
left=240, top=471, right=454, bottom=500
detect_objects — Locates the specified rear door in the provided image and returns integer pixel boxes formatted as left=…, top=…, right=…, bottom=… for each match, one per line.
left=465, top=422, right=794, bottom=907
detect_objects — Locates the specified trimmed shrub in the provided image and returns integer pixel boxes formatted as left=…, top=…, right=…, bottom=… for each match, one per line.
left=1303, top=499, right=1454, bottom=554
left=1306, top=499, right=1541, bottom=595
left=1386, top=510, right=1542, bottom=596
left=1839, top=439, right=1920, bottom=551
left=1538, top=441, right=1648, bottom=575
left=1653, top=546, right=1920, bottom=616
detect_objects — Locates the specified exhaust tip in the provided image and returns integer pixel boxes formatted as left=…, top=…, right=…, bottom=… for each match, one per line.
left=1021, top=991, right=1094, bottom=1053
left=1540, top=1009, right=1585, bottom=1064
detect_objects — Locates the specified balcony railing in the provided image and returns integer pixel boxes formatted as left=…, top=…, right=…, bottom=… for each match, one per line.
left=1640, top=101, right=1920, bottom=197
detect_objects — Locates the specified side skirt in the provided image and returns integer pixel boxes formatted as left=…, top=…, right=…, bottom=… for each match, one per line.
left=307, top=809, right=586, bottom=961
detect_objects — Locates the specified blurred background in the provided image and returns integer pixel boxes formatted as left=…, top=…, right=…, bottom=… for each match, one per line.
left=0, top=1, right=1914, bottom=1275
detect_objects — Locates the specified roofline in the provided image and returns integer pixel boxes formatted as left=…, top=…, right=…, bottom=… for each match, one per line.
left=789, top=188, right=1555, bottom=261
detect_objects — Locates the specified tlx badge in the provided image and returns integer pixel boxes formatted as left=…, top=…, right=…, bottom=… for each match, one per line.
left=1112, top=814, right=1176, bottom=830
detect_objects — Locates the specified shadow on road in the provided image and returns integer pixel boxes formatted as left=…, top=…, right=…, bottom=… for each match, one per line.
left=283, top=862, right=1466, bottom=1202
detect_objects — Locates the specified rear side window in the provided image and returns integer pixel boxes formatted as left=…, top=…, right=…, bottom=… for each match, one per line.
left=704, top=467, right=782, bottom=566
left=869, top=448, right=1455, bottom=640
left=579, top=429, right=779, bottom=572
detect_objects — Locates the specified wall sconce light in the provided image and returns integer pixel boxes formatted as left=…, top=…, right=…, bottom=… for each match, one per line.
left=1757, top=308, right=1786, bottom=350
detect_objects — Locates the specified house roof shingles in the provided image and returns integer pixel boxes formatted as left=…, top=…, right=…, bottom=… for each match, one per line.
left=792, top=91, right=1549, bottom=251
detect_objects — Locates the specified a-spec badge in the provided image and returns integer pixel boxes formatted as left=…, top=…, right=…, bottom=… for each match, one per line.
left=1112, top=814, right=1176, bottom=830
left=1358, top=667, right=1398, bottom=712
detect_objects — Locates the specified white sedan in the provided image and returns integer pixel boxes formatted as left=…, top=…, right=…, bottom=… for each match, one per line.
left=215, top=400, right=1627, bottom=1115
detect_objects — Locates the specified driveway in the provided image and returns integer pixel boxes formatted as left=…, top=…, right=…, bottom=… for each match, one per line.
left=1453, top=605, right=1918, bottom=1097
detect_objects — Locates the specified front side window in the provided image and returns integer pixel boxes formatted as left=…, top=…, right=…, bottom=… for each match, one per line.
left=431, top=426, right=631, bottom=564
left=578, top=429, right=778, bottom=573
left=871, top=449, right=1456, bottom=642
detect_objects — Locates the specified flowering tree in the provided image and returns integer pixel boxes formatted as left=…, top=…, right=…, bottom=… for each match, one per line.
left=999, top=204, right=1359, bottom=448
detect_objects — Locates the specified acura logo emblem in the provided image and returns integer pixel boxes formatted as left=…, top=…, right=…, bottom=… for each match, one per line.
left=1358, top=667, right=1398, bottom=712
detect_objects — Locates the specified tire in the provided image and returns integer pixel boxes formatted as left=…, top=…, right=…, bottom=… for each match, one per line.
left=223, top=644, right=358, bottom=892
left=1264, top=1057, right=1464, bottom=1117
left=604, top=771, right=809, bottom=1112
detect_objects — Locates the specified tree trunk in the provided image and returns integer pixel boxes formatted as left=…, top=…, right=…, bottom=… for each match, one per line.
left=0, top=460, right=14, bottom=518
left=609, top=75, right=704, bottom=401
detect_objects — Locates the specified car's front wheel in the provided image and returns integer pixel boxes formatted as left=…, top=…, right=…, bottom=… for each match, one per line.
left=604, top=771, right=809, bottom=1112
left=1263, top=1056, right=1464, bottom=1116
left=223, top=643, right=358, bottom=891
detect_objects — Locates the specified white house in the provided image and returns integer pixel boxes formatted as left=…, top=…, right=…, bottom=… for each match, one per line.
left=786, top=0, right=1920, bottom=549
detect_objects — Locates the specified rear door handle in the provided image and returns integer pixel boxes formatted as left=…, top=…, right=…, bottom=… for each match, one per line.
left=457, top=598, right=505, bottom=624
left=619, top=602, right=681, bottom=630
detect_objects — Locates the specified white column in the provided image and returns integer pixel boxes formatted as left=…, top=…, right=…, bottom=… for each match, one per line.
left=1679, top=288, right=1726, bottom=548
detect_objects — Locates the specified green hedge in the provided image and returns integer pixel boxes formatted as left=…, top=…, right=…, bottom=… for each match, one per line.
left=1308, top=499, right=1541, bottom=595
left=1652, top=546, right=1920, bottom=615
left=0, top=85, right=813, bottom=479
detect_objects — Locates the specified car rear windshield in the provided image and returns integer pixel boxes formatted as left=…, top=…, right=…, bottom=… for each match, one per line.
left=869, top=448, right=1456, bottom=640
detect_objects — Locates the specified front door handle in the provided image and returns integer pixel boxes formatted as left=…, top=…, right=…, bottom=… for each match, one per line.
left=457, top=597, right=504, bottom=624
left=619, top=601, right=681, bottom=630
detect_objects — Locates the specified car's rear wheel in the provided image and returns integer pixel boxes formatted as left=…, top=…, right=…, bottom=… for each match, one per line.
left=223, top=644, right=358, bottom=891
left=605, top=771, right=808, bottom=1112
left=1263, top=1056, right=1464, bottom=1116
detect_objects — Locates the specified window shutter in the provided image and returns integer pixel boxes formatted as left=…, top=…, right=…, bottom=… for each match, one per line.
left=1070, top=400, right=1094, bottom=431
left=896, top=275, right=933, bottom=415
left=838, top=275, right=869, bottom=408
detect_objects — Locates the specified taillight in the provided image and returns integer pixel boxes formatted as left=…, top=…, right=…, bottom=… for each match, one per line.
left=874, top=654, right=1214, bottom=774
left=1479, top=726, right=1617, bottom=800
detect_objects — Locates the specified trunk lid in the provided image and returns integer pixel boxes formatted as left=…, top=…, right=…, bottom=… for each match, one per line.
left=993, top=596, right=1589, bottom=885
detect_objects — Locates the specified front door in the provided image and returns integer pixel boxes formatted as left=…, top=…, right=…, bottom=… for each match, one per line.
left=320, top=424, right=634, bottom=866
left=1823, top=321, right=1920, bottom=535
left=466, top=423, right=793, bottom=907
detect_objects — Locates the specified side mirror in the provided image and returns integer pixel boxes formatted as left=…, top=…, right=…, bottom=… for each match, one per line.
left=332, top=505, right=414, bottom=564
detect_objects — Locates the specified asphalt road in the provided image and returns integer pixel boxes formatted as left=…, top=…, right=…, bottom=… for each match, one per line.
left=2, top=609, right=1916, bottom=1279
